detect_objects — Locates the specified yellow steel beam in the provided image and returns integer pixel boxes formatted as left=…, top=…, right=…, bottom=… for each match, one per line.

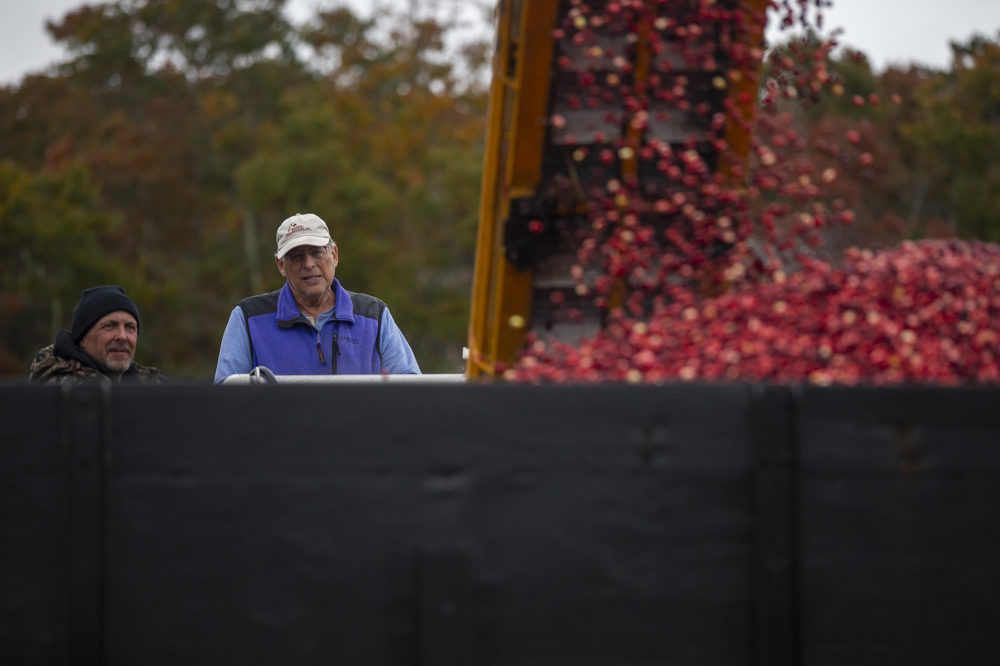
left=467, top=0, right=561, bottom=378
left=720, top=0, right=769, bottom=184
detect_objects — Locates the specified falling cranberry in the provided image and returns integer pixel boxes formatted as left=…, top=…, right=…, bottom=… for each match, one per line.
left=500, top=1, right=997, bottom=388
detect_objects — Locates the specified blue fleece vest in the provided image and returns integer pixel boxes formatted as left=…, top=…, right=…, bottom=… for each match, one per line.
left=238, top=279, right=384, bottom=375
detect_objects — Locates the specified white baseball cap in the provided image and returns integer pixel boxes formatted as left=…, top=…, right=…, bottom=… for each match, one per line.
left=275, top=213, right=333, bottom=259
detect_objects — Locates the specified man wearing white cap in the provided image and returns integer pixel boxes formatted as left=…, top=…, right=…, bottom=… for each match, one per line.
left=213, top=213, right=420, bottom=382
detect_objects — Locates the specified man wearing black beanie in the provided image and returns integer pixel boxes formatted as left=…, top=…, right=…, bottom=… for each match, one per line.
left=29, top=285, right=165, bottom=385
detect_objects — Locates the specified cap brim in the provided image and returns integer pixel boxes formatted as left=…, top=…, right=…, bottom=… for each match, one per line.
left=276, top=234, right=332, bottom=259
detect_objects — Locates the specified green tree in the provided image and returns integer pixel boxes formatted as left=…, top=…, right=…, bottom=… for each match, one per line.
left=758, top=31, right=1000, bottom=250
left=899, top=34, right=1000, bottom=241
left=0, top=161, right=141, bottom=373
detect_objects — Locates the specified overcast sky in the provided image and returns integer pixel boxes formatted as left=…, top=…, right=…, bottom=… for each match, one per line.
left=1, top=0, right=998, bottom=86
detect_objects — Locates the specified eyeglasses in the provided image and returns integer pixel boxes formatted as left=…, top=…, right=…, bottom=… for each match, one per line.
left=283, top=246, right=331, bottom=264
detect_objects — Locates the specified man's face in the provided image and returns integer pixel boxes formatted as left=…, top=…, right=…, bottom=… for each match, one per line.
left=276, top=243, right=339, bottom=304
left=79, top=311, right=138, bottom=375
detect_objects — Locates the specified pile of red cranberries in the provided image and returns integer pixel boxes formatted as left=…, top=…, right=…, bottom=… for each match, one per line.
left=509, top=240, right=1000, bottom=384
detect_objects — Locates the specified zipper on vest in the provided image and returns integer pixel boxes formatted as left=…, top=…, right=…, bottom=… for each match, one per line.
left=331, top=336, right=340, bottom=374
left=316, top=341, right=326, bottom=365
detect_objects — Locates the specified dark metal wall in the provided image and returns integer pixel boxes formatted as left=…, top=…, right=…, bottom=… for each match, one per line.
left=1, top=383, right=998, bottom=665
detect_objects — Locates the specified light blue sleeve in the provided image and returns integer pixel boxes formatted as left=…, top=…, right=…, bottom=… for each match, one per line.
left=378, top=307, right=421, bottom=374
left=214, top=307, right=253, bottom=383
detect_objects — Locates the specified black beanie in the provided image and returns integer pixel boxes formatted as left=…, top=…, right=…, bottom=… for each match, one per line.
left=70, top=285, right=141, bottom=343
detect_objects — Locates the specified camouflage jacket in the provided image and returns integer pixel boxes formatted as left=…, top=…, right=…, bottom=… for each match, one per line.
left=29, top=329, right=165, bottom=386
